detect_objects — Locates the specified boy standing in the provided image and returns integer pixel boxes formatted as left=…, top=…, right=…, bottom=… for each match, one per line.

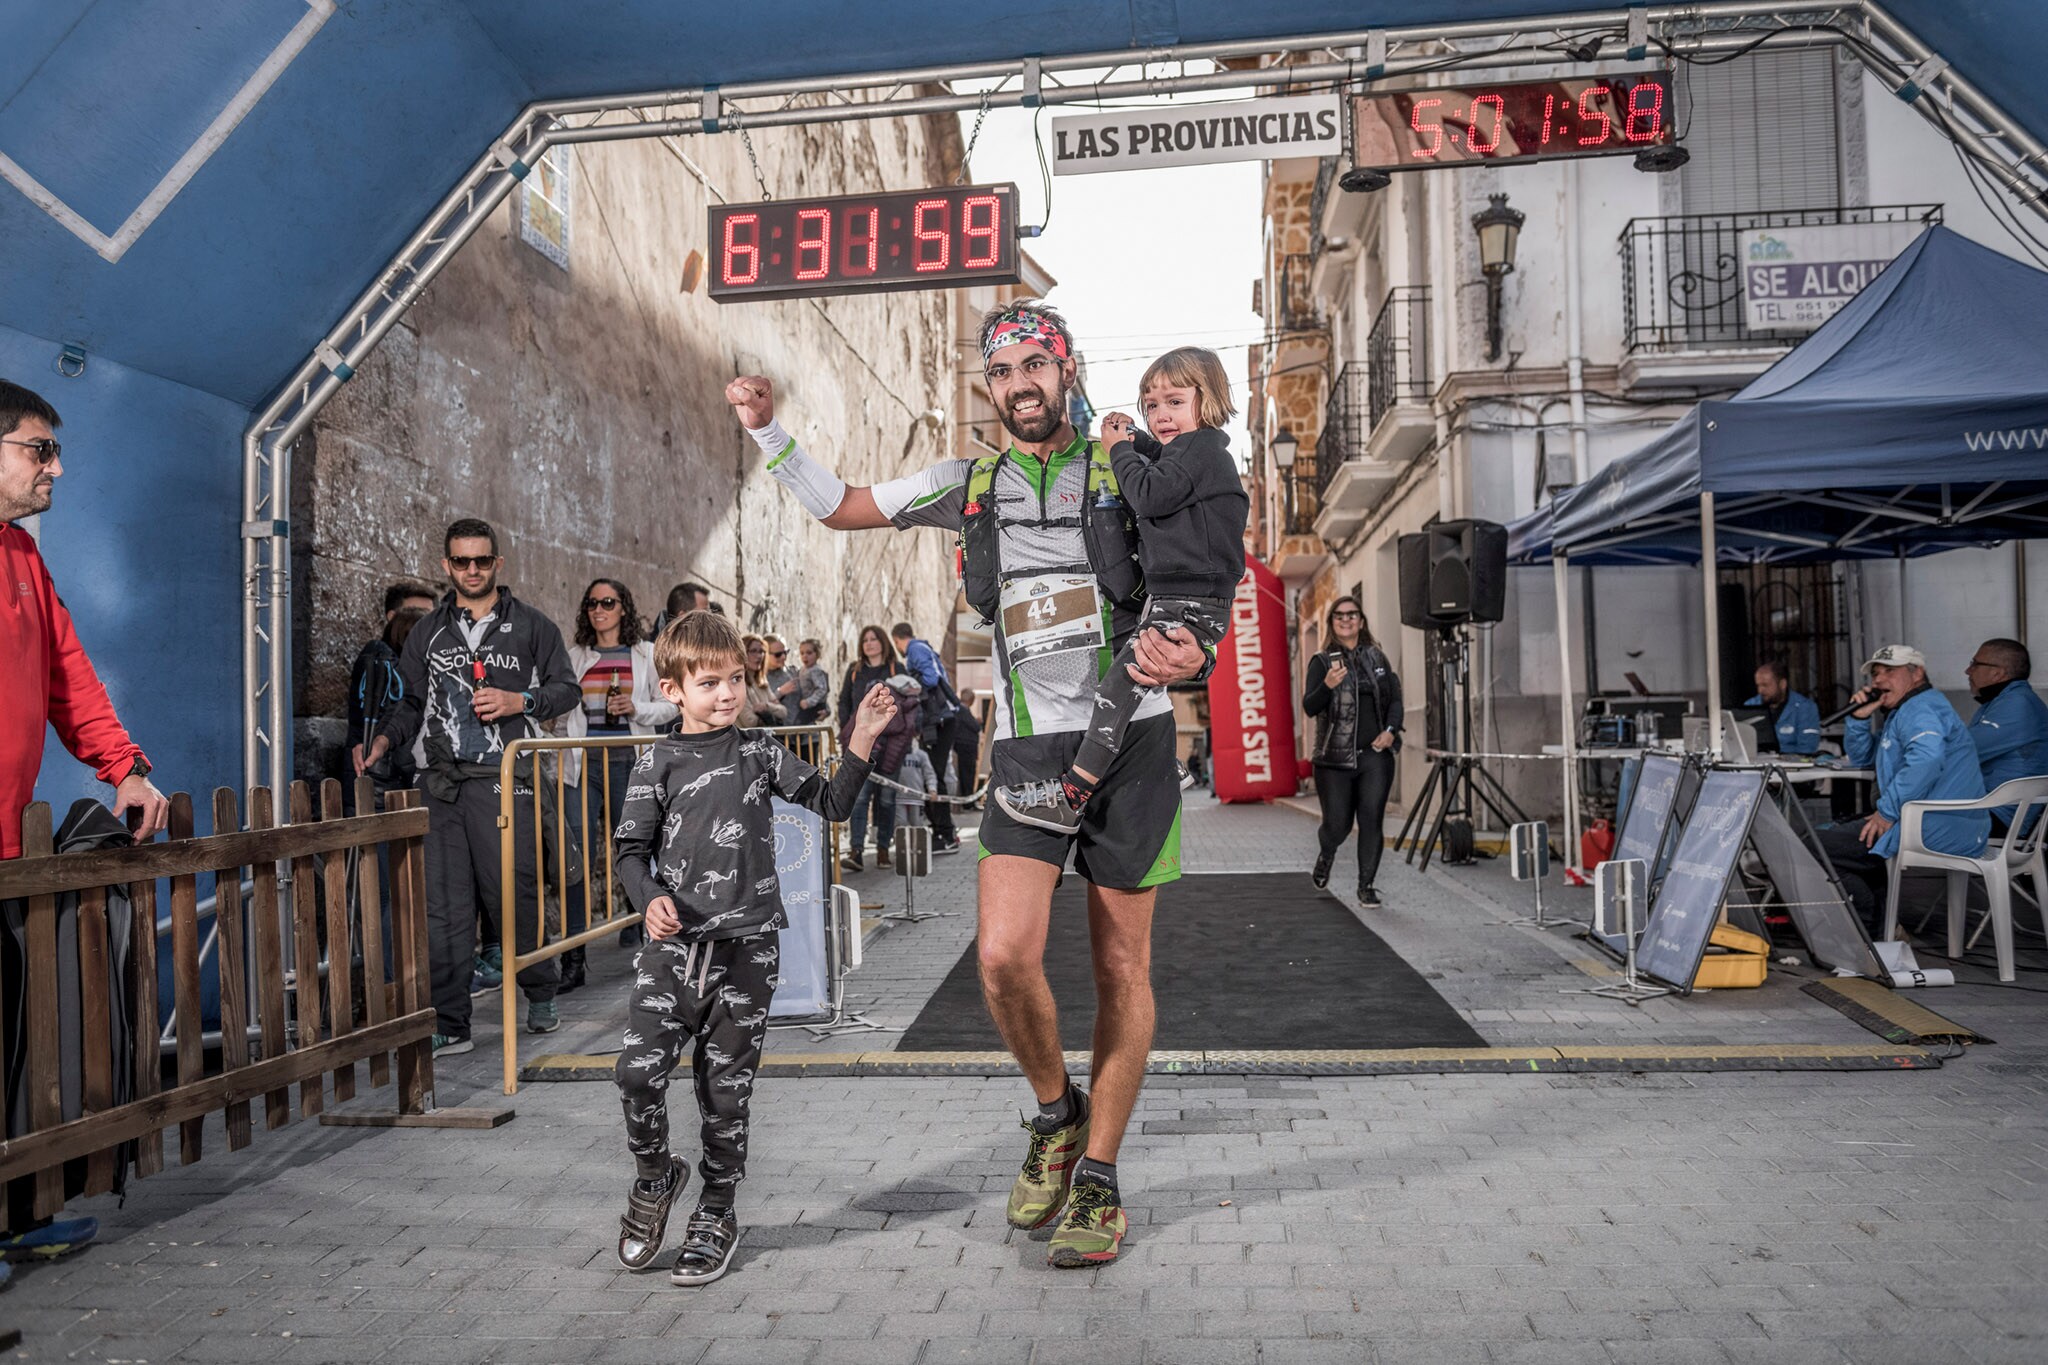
left=613, top=610, right=894, bottom=1285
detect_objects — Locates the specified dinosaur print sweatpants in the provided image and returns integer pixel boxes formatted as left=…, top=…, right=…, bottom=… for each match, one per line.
left=615, top=931, right=779, bottom=1195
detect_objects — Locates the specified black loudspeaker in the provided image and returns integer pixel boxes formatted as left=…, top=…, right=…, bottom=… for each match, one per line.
left=1397, top=519, right=1507, bottom=628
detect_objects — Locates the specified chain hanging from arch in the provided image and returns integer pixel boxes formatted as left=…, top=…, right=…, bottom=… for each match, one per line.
left=956, top=88, right=994, bottom=185
left=729, top=104, right=774, bottom=201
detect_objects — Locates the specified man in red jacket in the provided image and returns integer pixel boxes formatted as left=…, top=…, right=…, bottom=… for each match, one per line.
left=0, top=380, right=167, bottom=856
left=2, top=378, right=168, bottom=1267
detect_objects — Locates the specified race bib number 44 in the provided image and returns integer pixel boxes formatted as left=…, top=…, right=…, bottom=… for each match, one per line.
left=1000, top=575, right=1105, bottom=667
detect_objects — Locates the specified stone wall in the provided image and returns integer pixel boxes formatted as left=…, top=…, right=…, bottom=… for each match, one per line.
left=293, top=114, right=966, bottom=774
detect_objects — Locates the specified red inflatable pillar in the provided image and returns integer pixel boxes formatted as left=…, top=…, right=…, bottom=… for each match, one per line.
left=1207, top=557, right=1299, bottom=804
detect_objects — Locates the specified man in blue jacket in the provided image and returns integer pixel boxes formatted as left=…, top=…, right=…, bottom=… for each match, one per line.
left=893, top=620, right=962, bottom=853
left=1818, top=644, right=1988, bottom=932
left=1963, top=637, right=2048, bottom=834
left=1746, top=656, right=1821, bottom=755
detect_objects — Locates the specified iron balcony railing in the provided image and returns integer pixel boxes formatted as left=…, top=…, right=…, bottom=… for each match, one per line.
left=1275, top=252, right=1322, bottom=335
left=1619, top=204, right=1942, bottom=353
left=1314, top=362, right=1370, bottom=499
left=1367, top=286, right=1431, bottom=432
left=1282, top=466, right=1321, bottom=536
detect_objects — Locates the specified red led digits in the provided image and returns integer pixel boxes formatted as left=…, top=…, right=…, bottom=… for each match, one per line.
left=793, top=208, right=831, bottom=281
left=1576, top=86, right=1614, bottom=146
left=841, top=206, right=879, bottom=276
left=722, top=212, right=761, bottom=285
left=1409, top=97, right=1445, bottom=158
left=1467, top=94, right=1506, bottom=154
left=912, top=199, right=951, bottom=271
left=961, top=194, right=1001, bottom=268
left=1623, top=81, right=1665, bottom=143
left=1540, top=93, right=1556, bottom=145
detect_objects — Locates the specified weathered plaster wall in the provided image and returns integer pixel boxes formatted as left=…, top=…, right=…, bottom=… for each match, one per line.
left=294, top=115, right=966, bottom=770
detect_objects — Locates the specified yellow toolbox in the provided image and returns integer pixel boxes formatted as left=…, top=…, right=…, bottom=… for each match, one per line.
left=1693, top=922, right=1770, bottom=989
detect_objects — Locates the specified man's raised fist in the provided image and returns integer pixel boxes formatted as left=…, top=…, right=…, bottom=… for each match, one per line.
left=726, top=375, right=776, bottom=430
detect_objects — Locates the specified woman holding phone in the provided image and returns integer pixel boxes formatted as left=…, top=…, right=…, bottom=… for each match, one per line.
left=1302, top=595, right=1403, bottom=908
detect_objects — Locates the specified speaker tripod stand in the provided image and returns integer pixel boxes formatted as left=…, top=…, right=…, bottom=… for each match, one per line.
left=1393, top=625, right=1534, bottom=872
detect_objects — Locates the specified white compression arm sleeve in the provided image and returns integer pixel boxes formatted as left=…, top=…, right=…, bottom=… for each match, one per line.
left=872, top=459, right=971, bottom=523
left=746, top=418, right=846, bottom=520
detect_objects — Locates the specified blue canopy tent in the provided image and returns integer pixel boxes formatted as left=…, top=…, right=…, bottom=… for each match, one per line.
left=2, top=2, right=2047, bottom=810
left=1507, top=224, right=2048, bottom=855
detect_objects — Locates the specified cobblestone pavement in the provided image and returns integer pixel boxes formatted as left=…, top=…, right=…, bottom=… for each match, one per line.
left=7, top=795, right=2048, bottom=1364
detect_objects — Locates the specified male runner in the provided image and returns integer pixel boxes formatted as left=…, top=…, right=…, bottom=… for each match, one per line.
left=727, top=301, right=1208, bottom=1267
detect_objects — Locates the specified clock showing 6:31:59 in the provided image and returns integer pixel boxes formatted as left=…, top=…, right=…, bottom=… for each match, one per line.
left=1351, top=70, right=1672, bottom=173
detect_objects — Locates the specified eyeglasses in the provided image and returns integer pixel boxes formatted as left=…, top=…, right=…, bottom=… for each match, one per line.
left=1331, top=610, right=1363, bottom=621
left=446, top=554, right=497, bottom=571
left=583, top=596, right=621, bottom=611
left=2, top=438, right=60, bottom=465
left=1967, top=658, right=1997, bottom=671
left=985, top=355, right=1060, bottom=385
left=768, top=647, right=786, bottom=657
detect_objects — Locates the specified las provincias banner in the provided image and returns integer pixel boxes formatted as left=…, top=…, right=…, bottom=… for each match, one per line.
left=1209, top=556, right=1298, bottom=804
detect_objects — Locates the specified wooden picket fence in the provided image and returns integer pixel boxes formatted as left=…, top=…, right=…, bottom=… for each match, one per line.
left=1, top=778, right=506, bottom=1230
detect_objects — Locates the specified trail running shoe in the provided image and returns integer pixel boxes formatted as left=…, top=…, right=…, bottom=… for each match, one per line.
left=1007, top=1093, right=1089, bottom=1229
left=431, top=1032, right=474, bottom=1057
left=1312, top=853, right=1332, bottom=889
left=0, top=1215, right=99, bottom=1263
left=670, top=1206, right=742, bottom=1286
left=526, top=1000, right=560, bottom=1034
left=617, top=1156, right=687, bottom=1270
left=995, top=779, right=1084, bottom=834
left=1047, top=1177, right=1128, bottom=1268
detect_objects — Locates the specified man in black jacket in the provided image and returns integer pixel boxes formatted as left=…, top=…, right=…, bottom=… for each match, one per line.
left=360, top=518, right=579, bottom=1052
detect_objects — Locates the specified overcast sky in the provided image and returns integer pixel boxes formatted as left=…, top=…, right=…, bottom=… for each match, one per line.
left=963, top=74, right=1267, bottom=462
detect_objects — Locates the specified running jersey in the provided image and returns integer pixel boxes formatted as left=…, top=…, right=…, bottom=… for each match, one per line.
left=878, top=433, right=1171, bottom=743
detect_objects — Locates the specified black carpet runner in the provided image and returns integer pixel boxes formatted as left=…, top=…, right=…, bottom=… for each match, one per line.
left=897, top=872, right=1484, bottom=1052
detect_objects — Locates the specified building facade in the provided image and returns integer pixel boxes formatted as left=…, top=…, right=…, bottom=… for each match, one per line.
left=294, top=112, right=978, bottom=773
left=1251, top=47, right=2048, bottom=826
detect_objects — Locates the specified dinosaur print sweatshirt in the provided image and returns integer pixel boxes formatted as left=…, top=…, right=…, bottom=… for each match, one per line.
left=613, top=724, right=870, bottom=941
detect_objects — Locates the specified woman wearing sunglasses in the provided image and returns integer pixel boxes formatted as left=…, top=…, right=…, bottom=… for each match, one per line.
left=1302, top=595, right=1404, bottom=909
left=560, top=578, right=677, bottom=982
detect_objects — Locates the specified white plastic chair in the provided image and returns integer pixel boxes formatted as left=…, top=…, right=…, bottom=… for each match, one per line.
left=1884, top=775, right=2048, bottom=982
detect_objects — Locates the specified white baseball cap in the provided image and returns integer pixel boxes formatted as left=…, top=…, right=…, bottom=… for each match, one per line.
left=1864, top=644, right=1926, bottom=671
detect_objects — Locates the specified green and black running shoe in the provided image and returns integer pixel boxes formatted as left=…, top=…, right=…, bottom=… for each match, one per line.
left=1005, top=1093, right=1090, bottom=1229
left=1047, top=1176, right=1128, bottom=1268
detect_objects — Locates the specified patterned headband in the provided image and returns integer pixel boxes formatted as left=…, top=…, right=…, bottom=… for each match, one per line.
left=982, top=310, right=1072, bottom=364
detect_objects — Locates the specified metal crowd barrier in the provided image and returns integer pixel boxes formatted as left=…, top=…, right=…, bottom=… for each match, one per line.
left=495, top=724, right=843, bottom=1094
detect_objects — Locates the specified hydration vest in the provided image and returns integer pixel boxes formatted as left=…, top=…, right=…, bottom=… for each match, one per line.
left=957, top=440, right=1147, bottom=625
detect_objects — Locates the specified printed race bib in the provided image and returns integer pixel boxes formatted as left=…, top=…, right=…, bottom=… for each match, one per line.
left=999, top=574, right=1104, bottom=668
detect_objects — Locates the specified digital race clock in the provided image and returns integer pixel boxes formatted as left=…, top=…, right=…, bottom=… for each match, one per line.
left=708, top=183, right=1021, bottom=303
left=1351, top=71, right=1672, bottom=173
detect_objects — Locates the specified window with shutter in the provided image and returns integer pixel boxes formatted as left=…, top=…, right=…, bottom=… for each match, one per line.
left=1678, top=50, right=1841, bottom=213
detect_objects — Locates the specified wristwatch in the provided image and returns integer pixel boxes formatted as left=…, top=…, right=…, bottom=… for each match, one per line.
left=521, top=690, right=536, bottom=714
left=126, top=756, right=152, bottom=781
left=1191, top=643, right=1219, bottom=685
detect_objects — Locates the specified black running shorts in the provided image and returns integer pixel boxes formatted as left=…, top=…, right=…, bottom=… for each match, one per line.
left=977, top=712, right=1183, bottom=889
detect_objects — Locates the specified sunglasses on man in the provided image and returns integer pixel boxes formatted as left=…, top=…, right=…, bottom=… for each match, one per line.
left=2, top=437, right=60, bottom=465
left=446, top=554, right=498, bottom=571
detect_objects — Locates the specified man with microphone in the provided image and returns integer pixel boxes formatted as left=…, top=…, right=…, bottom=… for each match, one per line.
left=1816, top=644, right=1986, bottom=932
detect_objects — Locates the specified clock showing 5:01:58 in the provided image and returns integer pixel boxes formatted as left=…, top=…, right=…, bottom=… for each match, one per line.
left=1352, top=70, right=1672, bottom=173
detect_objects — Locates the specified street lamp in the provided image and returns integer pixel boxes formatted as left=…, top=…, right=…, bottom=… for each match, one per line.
left=1471, top=192, right=1525, bottom=362
left=1272, top=429, right=1299, bottom=471
left=1273, top=428, right=1302, bottom=532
